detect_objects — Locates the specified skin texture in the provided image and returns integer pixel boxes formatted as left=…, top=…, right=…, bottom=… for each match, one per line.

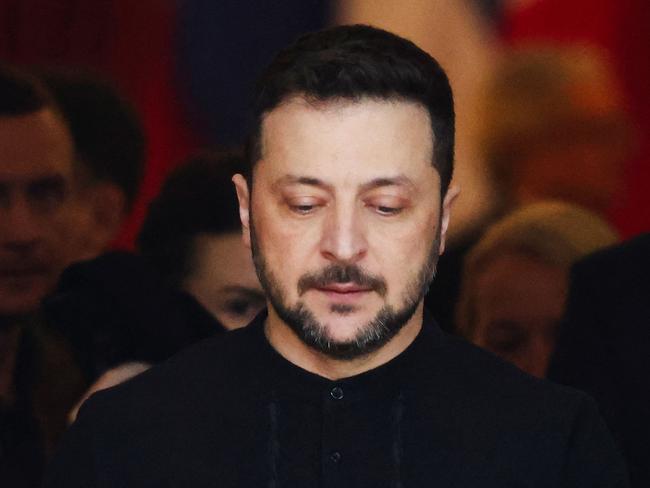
left=182, top=232, right=265, bottom=330
left=234, top=98, right=457, bottom=380
left=0, top=109, right=78, bottom=316
left=470, top=252, right=567, bottom=378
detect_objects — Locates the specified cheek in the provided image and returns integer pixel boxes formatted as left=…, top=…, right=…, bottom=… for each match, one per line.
left=252, top=207, right=321, bottom=287
left=368, top=215, right=438, bottom=275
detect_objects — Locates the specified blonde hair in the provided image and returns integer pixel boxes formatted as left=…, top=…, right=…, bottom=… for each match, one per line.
left=456, top=201, right=619, bottom=337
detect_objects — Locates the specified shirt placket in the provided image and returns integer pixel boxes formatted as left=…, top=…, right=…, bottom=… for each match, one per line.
left=321, top=383, right=347, bottom=487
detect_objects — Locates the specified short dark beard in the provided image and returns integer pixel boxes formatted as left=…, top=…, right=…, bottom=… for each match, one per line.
left=250, top=216, right=440, bottom=361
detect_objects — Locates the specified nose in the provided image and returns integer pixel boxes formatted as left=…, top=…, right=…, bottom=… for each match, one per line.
left=319, top=203, right=368, bottom=264
left=0, top=196, right=43, bottom=251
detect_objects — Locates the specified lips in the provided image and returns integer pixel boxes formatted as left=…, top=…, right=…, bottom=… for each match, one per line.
left=317, top=283, right=373, bottom=294
left=314, top=284, right=374, bottom=306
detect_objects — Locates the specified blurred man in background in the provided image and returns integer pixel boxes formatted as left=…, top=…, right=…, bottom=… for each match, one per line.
left=0, top=65, right=145, bottom=487
left=0, top=66, right=145, bottom=318
left=0, top=65, right=83, bottom=488
left=0, top=67, right=79, bottom=319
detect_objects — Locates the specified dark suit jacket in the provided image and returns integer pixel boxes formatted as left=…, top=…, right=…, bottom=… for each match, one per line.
left=549, top=233, right=650, bottom=487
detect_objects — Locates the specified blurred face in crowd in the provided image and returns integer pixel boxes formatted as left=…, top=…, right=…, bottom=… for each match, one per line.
left=234, top=98, right=455, bottom=360
left=182, top=232, right=265, bottom=330
left=469, top=252, right=567, bottom=378
left=0, top=108, right=81, bottom=316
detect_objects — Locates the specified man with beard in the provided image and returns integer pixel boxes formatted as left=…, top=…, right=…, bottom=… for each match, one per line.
left=45, top=25, right=628, bottom=487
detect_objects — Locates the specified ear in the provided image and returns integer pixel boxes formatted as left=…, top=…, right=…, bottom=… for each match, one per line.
left=438, top=185, right=460, bottom=255
left=86, top=182, right=127, bottom=255
left=232, top=174, right=252, bottom=249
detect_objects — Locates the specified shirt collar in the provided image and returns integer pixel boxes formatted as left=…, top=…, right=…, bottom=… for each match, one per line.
left=244, top=308, right=444, bottom=403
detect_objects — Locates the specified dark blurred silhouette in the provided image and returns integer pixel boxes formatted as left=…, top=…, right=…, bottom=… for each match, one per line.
left=456, top=201, right=618, bottom=378
left=548, top=233, right=650, bottom=488
left=138, top=152, right=264, bottom=330
left=44, top=252, right=220, bottom=385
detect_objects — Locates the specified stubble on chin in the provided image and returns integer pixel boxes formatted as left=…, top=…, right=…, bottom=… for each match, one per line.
left=249, top=216, right=440, bottom=360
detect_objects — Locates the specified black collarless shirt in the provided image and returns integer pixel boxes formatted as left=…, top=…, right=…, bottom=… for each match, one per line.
left=44, top=312, right=628, bottom=487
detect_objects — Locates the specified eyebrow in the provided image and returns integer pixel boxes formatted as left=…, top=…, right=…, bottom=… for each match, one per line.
left=272, top=174, right=415, bottom=193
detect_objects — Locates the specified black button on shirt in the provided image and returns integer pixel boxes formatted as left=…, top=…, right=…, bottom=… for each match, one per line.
left=330, top=386, right=344, bottom=400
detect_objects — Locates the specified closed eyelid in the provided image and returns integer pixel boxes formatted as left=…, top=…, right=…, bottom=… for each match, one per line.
left=285, top=195, right=325, bottom=207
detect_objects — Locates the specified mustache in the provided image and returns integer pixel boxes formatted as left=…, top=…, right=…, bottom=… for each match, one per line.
left=297, top=264, right=387, bottom=297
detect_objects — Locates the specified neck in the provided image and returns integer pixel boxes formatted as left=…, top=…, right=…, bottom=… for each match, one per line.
left=264, top=304, right=424, bottom=380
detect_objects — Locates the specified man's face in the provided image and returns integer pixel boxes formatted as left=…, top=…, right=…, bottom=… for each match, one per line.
left=237, top=98, right=453, bottom=359
left=0, top=108, right=79, bottom=316
left=182, top=231, right=265, bottom=330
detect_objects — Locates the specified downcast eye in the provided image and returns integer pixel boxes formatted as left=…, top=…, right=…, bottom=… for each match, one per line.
left=293, top=205, right=315, bottom=213
left=375, top=205, right=402, bottom=215
left=286, top=196, right=323, bottom=214
left=291, top=204, right=316, bottom=214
